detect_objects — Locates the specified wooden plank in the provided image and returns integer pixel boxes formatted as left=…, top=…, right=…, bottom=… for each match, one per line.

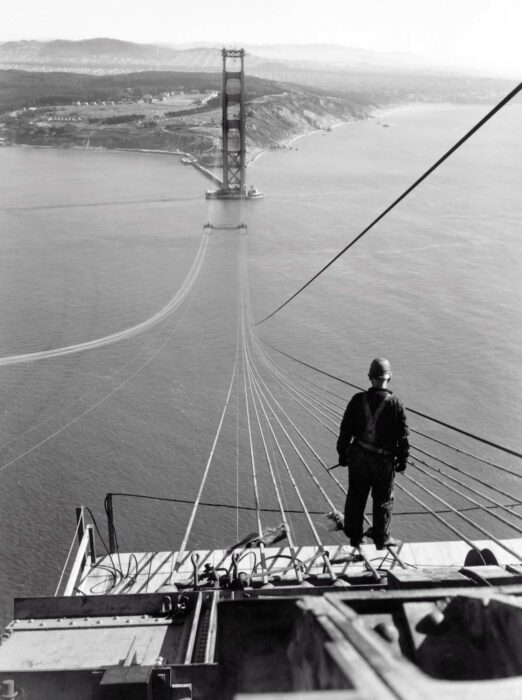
left=461, top=565, right=522, bottom=585
left=388, top=567, right=471, bottom=590
left=58, top=538, right=522, bottom=601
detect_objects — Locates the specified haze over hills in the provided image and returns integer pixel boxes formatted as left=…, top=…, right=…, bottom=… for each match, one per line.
left=0, top=38, right=512, bottom=160
left=0, top=37, right=491, bottom=78
left=0, top=37, right=512, bottom=111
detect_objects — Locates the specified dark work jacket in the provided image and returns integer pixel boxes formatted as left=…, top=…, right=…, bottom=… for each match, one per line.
left=337, top=388, right=410, bottom=466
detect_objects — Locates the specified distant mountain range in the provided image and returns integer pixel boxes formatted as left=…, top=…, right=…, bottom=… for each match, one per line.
left=0, top=38, right=511, bottom=108
left=0, top=38, right=478, bottom=78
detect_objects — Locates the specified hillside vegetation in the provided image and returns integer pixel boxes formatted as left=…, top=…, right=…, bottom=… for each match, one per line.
left=0, top=69, right=372, bottom=160
left=0, top=57, right=513, bottom=161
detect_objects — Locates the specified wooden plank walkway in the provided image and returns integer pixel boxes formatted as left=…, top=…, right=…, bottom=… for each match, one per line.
left=76, top=538, right=522, bottom=596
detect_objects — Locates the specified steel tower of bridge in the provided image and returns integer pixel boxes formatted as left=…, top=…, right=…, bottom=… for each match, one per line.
left=221, top=48, right=246, bottom=195
left=206, top=47, right=263, bottom=201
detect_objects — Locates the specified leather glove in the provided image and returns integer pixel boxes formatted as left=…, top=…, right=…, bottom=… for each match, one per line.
left=338, top=455, right=348, bottom=467
left=394, top=458, right=406, bottom=473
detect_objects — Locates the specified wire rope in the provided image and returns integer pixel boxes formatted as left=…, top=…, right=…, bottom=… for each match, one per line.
left=171, top=343, right=240, bottom=575
left=255, top=337, right=522, bottom=549
left=247, top=349, right=338, bottom=512
left=256, top=82, right=522, bottom=325
left=248, top=365, right=337, bottom=580
left=411, top=438, right=522, bottom=480
left=240, top=290, right=270, bottom=583
left=411, top=445, right=521, bottom=504
left=401, top=473, right=522, bottom=561
left=243, top=344, right=304, bottom=581
left=254, top=348, right=342, bottom=426
left=255, top=358, right=521, bottom=520
left=0, top=230, right=209, bottom=366
left=0, top=287, right=200, bottom=476
left=253, top=337, right=522, bottom=547
left=411, top=454, right=522, bottom=522
left=409, top=459, right=522, bottom=534
left=392, top=479, right=485, bottom=558
left=262, top=341, right=522, bottom=459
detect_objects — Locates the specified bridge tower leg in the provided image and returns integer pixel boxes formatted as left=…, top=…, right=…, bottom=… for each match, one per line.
left=206, top=48, right=246, bottom=200
left=221, top=48, right=245, bottom=196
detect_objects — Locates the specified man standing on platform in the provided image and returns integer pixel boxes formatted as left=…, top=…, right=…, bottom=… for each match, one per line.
left=337, top=358, right=409, bottom=549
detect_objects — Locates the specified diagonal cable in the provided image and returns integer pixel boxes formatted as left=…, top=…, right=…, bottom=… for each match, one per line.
left=256, top=82, right=522, bottom=326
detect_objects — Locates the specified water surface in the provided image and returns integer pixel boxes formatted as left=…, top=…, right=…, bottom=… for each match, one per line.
left=0, top=103, right=520, bottom=626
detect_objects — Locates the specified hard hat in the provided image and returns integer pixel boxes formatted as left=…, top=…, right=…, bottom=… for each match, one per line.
left=368, top=358, right=392, bottom=379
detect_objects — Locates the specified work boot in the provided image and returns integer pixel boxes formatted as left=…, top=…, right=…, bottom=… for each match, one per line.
left=375, top=536, right=400, bottom=550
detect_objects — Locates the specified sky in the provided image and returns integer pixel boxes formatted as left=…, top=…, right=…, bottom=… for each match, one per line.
left=2, top=0, right=521, bottom=77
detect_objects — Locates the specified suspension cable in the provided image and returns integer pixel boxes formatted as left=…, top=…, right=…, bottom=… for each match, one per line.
left=244, top=270, right=349, bottom=500
left=240, top=277, right=304, bottom=581
left=409, top=458, right=522, bottom=534
left=393, top=479, right=485, bottom=559
left=402, top=472, right=522, bottom=561
left=412, top=429, right=522, bottom=479
left=247, top=348, right=338, bottom=512
left=249, top=341, right=347, bottom=496
left=254, top=338, right=522, bottom=543
left=255, top=353, right=340, bottom=432
left=247, top=356, right=337, bottom=580
left=263, top=341, right=522, bottom=459
left=251, top=349, right=522, bottom=532
left=240, top=300, right=270, bottom=584
left=171, top=348, right=239, bottom=575
left=255, top=347, right=342, bottom=424
left=265, top=355, right=522, bottom=490
left=411, top=445, right=521, bottom=503
left=411, top=454, right=522, bottom=522
left=257, top=341, right=522, bottom=545
left=245, top=359, right=304, bottom=581
left=256, top=82, right=522, bottom=325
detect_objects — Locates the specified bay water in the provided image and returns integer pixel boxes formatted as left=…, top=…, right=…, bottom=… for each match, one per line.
left=0, top=101, right=520, bottom=626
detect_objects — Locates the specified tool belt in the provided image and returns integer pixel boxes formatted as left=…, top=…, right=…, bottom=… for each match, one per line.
left=356, top=439, right=392, bottom=458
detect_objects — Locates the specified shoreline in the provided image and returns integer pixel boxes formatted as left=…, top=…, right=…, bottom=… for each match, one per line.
left=4, top=102, right=468, bottom=178
left=370, top=102, right=460, bottom=120
left=247, top=119, right=358, bottom=168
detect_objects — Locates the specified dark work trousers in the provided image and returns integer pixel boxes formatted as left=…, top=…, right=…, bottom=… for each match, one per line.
left=344, top=445, right=395, bottom=545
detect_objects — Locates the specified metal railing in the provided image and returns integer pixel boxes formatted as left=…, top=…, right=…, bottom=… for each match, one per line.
left=55, top=506, right=96, bottom=597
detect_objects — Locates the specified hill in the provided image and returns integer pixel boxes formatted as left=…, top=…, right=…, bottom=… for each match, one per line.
left=0, top=69, right=281, bottom=112
left=0, top=69, right=371, bottom=160
left=0, top=39, right=511, bottom=111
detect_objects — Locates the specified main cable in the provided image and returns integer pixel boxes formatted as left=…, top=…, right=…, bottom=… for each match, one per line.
left=255, top=82, right=522, bottom=325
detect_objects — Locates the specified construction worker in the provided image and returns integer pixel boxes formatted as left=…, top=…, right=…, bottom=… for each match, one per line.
left=337, top=358, right=409, bottom=549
